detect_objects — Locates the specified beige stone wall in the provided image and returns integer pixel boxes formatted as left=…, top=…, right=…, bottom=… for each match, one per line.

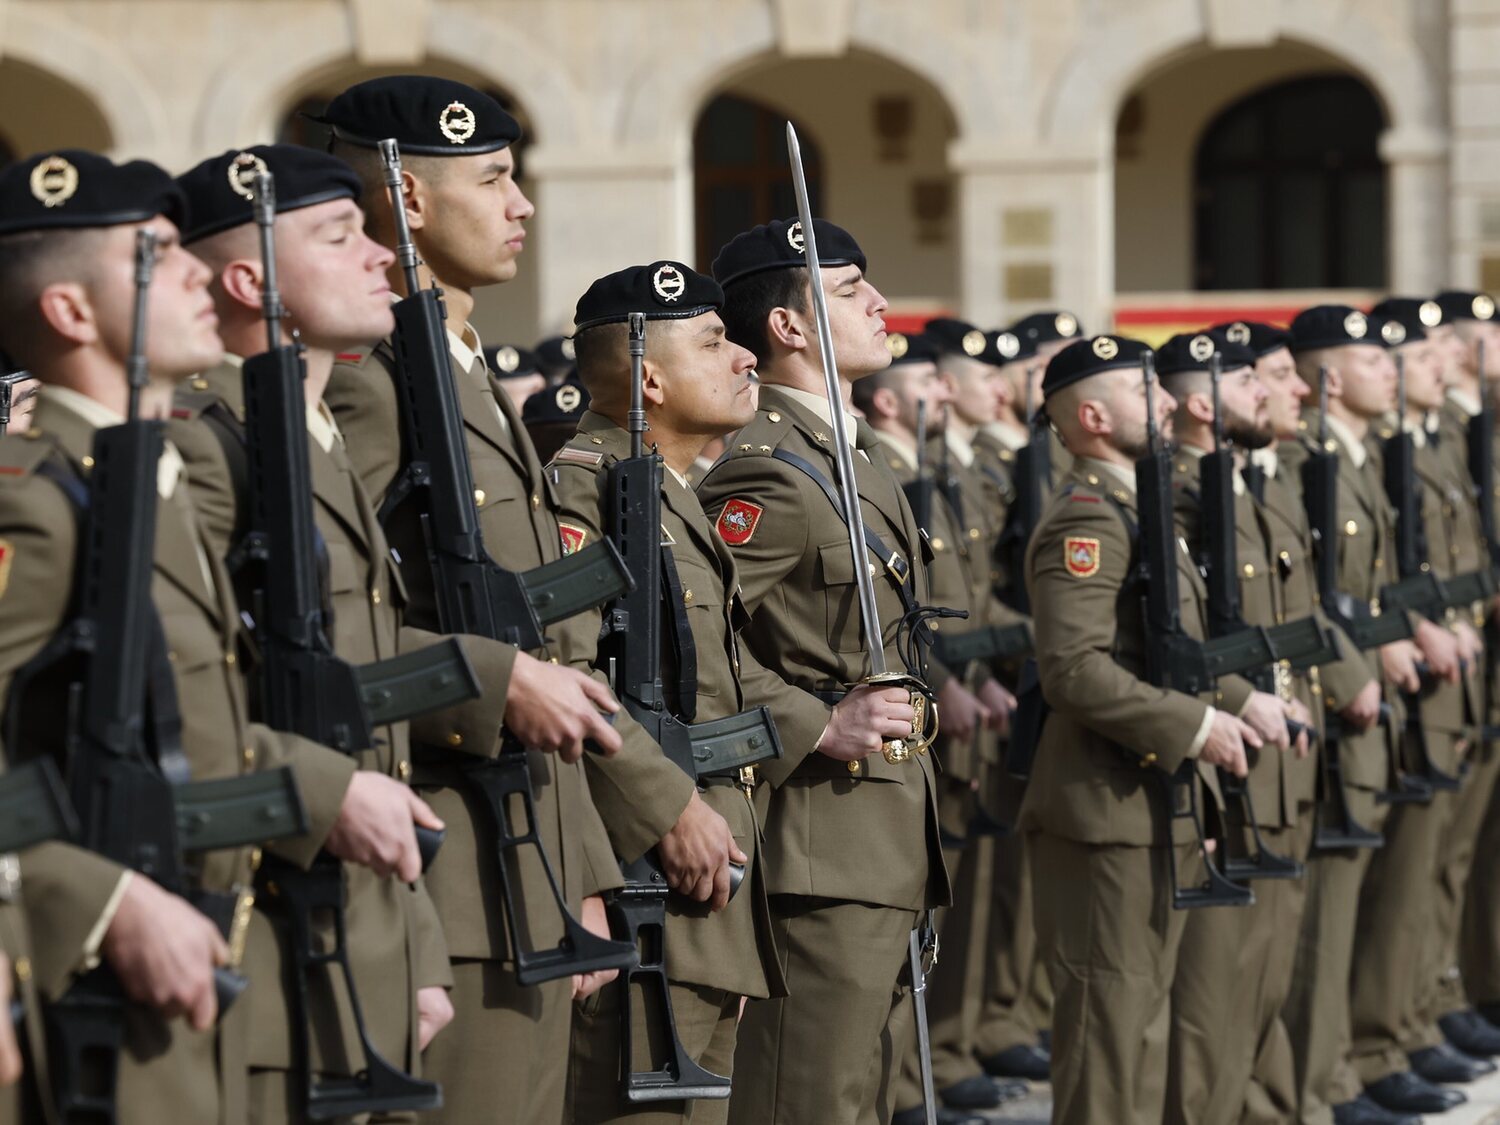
left=0, top=0, right=1471, bottom=342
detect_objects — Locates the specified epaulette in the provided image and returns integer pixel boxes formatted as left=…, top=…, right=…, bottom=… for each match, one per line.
left=0, top=431, right=53, bottom=481
left=333, top=343, right=378, bottom=369
left=550, top=443, right=607, bottom=471
left=170, top=388, right=220, bottom=421
left=724, top=406, right=794, bottom=459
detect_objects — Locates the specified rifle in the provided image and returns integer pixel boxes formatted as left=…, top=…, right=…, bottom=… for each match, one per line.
left=902, top=399, right=935, bottom=535
left=0, top=758, right=76, bottom=854
left=598, top=312, right=782, bottom=1103
left=1198, top=352, right=1337, bottom=881
left=0, top=370, right=28, bottom=441
left=372, top=139, right=637, bottom=987
left=1301, top=364, right=1427, bottom=829
left=1468, top=341, right=1500, bottom=746
left=788, top=120, right=941, bottom=1125
left=1134, top=349, right=1254, bottom=909
left=236, top=172, right=487, bottom=1118
left=7, top=231, right=309, bottom=1125
left=1381, top=360, right=1463, bottom=794
left=997, top=373, right=1048, bottom=612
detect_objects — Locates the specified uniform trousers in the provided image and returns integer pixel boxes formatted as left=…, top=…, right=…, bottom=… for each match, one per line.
left=727, top=896, right=918, bottom=1125
left=1029, top=832, right=1193, bottom=1125
left=569, top=977, right=740, bottom=1125
left=971, top=830, right=1042, bottom=1063
left=1460, top=751, right=1500, bottom=1005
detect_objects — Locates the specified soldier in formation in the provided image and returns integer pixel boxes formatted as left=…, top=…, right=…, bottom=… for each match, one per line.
left=7, top=69, right=1500, bottom=1125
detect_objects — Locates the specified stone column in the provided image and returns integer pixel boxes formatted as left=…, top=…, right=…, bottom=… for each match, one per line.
left=1449, top=0, right=1500, bottom=289
left=1383, top=126, right=1450, bottom=294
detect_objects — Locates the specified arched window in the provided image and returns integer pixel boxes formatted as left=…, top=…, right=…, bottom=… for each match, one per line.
left=693, top=94, right=822, bottom=271
left=1194, top=75, right=1385, bottom=290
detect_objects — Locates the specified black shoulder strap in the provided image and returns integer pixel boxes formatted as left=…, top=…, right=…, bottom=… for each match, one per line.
left=658, top=546, right=699, bottom=723
left=770, top=447, right=918, bottom=614
left=199, top=400, right=252, bottom=550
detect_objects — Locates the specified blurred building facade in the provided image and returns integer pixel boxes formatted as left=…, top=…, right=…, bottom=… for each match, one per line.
left=0, top=0, right=1489, bottom=343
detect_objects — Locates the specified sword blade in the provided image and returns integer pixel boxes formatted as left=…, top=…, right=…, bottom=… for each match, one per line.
left=785, top=122, right=888, bottom=674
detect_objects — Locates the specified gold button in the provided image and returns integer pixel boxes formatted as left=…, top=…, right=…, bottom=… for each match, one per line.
left=683, top=589, right=694, bottom=605
left=846, top=760, right=860, bottom=774
left=1374, top=557, right=1383, bottom=569
left=371, top=588, right=382, bottom=605
left=1279, top=550, right=1291, bottom=563
left=192, top=377, right=209, bottom=391
left=968, top=528, right=981, bottom=540
left=1087, top=474, right=1099, bottom=485
left=224, top=651, right=237, bottom=666
left=397, top=760, right=412, bottom=781
left=1243, top=563, right=1255, bottom=577
left=531, top=493, right=540, bottom=510
left=474, top=488, right=486, bottom=506
left=242, top=745, right=256, bottom=769
left=1344, top=520, right=1358, bottom=536
left=13, top=955, right=30, bottom=982
left=591, top=437, right=603, bottom=445
left=447, top=732, right=464, bottom=748
left=931, top=537, right=945, bottom=551
left=81, top=455, right=95, bottom=469
left=768, top=412, right=782, bottom=423
left=1114, top=490, right=1128, bottom=501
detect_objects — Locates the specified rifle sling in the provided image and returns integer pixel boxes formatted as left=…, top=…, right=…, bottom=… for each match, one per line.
left=658, top=546, right=698, bottom=724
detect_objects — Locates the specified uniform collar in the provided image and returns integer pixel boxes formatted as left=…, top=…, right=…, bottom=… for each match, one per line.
left=1325, top=413, right=1367, bottom=469
left=1178, top=441, right=1244, bottom=495
left=982, top=420, right=1027, bottom=451
left=1447, top=387, right=1481, bottom=418
left=773, top=385, right=858, bottom=449
left=871, top=429, right=918, bottom=470
left=446, top=322, right=485, bottom=375
left=944, top=427, right=976, bottom=468
left=1250, top=446, right=1279, bottom=479
left=38, top=384, right=185, bottom=500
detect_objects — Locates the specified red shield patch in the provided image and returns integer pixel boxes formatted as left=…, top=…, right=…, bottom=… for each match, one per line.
left=1064, top=536, right=1101, bottom=578
left=558, top=523, right=588, bottom=557
left=0, top=539, right=14, bottom=598
left=716, top=499, right=763, bottom=546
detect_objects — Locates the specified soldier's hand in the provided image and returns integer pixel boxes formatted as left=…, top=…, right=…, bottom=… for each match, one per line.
left=1339, top=679, right=1383, bottom=731
left=416, top=986, right=454, bottom=1050
left=977, top=679, right=1017, bottom=737
left=1240, top=691, right=1291, bottom=752
left=937, top=680, right=989, bottom=742
left=658, top=791, right=745, bottom=911
left=0, top=951, right=18, bottom=1087
left=1414, top=619, right=1461, bottom=684
left=572, top=896, right=620, bottom=1001
left=1287, top=697, right=1313, bottom=759
left=1455, top=619, right=1484, bottom=667
left=1380, top=639, right=1424, bottom=694
left=102, top=875, right=229, bottom=1031
left=817, top=685, right=916, bottom=761
left=1200, top=709, right=1259, bottom=778
left=325, top=772, right=443, bottom=884
left=507, top=654, right=622, bottom=762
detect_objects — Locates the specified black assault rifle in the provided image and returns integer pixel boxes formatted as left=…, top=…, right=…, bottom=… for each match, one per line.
left=372, top=139, right=637, bottom=986
left=1468, top=340, right=1500, bottom=746
left=235, top=172, right=488, bottom=1119
left=1197, top=351, right=1337, bottom=881
left=599, top=313, right=782, bottom=1102
left=7, top=230, right=309, bottom=1125
left=997, top=373, right=1049, bottom=613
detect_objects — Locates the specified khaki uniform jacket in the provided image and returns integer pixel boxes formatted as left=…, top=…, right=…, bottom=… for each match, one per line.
left=1280, top=419, right=1408, bottom=790
left=167, top=361, right=489, bottom=1073
left=696, top=385, right=949, bottom=912
left=325, top=341, right=620, bottom=961
left=546, top=412, right=785, bottom=999
left=0, top=394, right=354, bottom=1122
left=0, top=851, right=50, bottom=1125
left=1018, top=457, right=1255, bottom=846
left=1438, top=396, right=1500, bottom=721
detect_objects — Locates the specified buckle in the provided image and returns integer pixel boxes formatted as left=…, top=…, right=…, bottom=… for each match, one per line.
left=227, top=888, right=256, bottom=969
left=884, top=552, right=909, bottom=584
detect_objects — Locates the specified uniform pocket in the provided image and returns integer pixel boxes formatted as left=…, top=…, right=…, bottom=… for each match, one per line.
left=817, top=541, right=864, bottom=653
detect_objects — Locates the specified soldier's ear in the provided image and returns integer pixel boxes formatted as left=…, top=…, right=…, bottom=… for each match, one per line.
left=1076, top=396, right=1111, bottom=438
left=35, top=281, right=97, bottom=348
left=868, top=384, right=899, bottom=422
left=218, top=259, right=264, bottom=316
left=766, top=306, right=804, bottom=352
left=1184, top=390, right=1215, bottom=427
left=640, top=357, right=667, bottom=407
left=1323, top=365, right=1344, bottom=398
left=399, top=169, right=429, bottom=233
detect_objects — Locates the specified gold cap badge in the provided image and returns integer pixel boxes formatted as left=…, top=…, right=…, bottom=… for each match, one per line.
left=652, top=264, right=685, bottom=303
left=30, top=156, right=79, bottom=209
left=1056, top=313, right=1078, bottom=337
left=887, top=333, right=909, bottom=359
left=1188, top=335, right=1215, bottom=362
left=1093, top=336, right=1119, bottom=360
left=1226, top=322, right=1251, bottom=345
left=495, top=345, right=520, bottom=373
left=1419, top=300, right=1442, bottom=327
left=1381, top=320, right=1406, bottom=345
left=786, top=221, right=805, bottom=253
left=1344, top=311, right=1368, bottom=339
left=1475, top=294, right=1496, bottom=321
left=962, top=329, right=986, bottom=357
left=227, top=152, right=269, bottom=202
left=439, top=101, right=477, bottom=145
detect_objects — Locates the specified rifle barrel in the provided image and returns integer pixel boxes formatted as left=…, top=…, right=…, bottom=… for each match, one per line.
left=1210, top=351, right=1224, bottom=450
left=628, top=313, right=646, bottom=460
left=126, top=229, right=157, bottom=420
left=251, top=172, right=284, bottom=353
left=378, top=139, right=424, bottom=298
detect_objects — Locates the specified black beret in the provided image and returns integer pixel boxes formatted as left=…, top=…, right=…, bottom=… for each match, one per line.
left=176, top=145, right=362, bottom=245
left=1367, top=299, right=1432, bottom=348
left=1434, top=290, right=1497, bottom=323
left=1207, top=320, right=1291, bottom=360
left=534, top=335, right=576, bottom=371
left=990, top=327, right=1039, bottom=365
left=711, top=217, right=866, bottom=287
left=1288, top=305, right=1384, bottom=353
left=484, top=343, right=541, bottom=380
left=1041, top=335, right=1150, bottom=401
left=1012, top=311, right=1084, bottom=346
left=522, top=376, right=589, bottom=427
left=885, top=331, right=940, bottom=368
left=923, top=317, right=996, bottom=363
left=574, top=261, right=723, bottom=332
left=312, top=76, right=521, bottom=157
left=0, top=150, right=185, bottom=237
left=1154, top=332, right=1256, bottom=377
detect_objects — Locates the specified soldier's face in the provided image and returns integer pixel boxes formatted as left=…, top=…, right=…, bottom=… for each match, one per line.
left=817, top=266, right=889, bottom=377
left=1255, top=347, right=1309, bottom=440
left=414, top=149, right=533, bottom=289
left=893, top=362, right=946, bottom=431
left=1461, top=321, right=1500, bottom=381
left=277, top=199, right=395, bottom=352
left=1399, top=341, right=1446, bottom=412
left=658, top=312, right=759, bottom=435
left=943, top=357, right=997, bottom=426
left=1427, top=324, right=1467, bottom=386
left=1332, top=344, right=1395, bottom=419
left=1219, top=365, right=1273, bottom=450
left=106, top=217, right=222, bottom=381
left=1108, top=370, right=1176, bottom=460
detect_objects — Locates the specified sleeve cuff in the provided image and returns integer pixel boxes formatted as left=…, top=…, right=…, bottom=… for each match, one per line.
left=1187, top=706, right=1216, bottom=760
left=79, top=870, right=133, bottom=973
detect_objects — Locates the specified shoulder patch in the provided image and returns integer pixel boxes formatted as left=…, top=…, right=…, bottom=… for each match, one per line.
left=1064, top=536, right=1101, bottom=578
left=554, top=446, right=605, bottom=469
left=1069, top=493, right=1101, bottom=504
left=558, top=523, right=589, bottom=557
left=716, top=499, right=763, bottom=546
left=0, top=539, right=15, bottom=598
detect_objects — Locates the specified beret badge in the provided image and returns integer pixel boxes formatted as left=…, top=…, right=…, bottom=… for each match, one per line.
left=30, top=156, right=79, bottom=209
left=438, top=101, right=477, bottom=145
